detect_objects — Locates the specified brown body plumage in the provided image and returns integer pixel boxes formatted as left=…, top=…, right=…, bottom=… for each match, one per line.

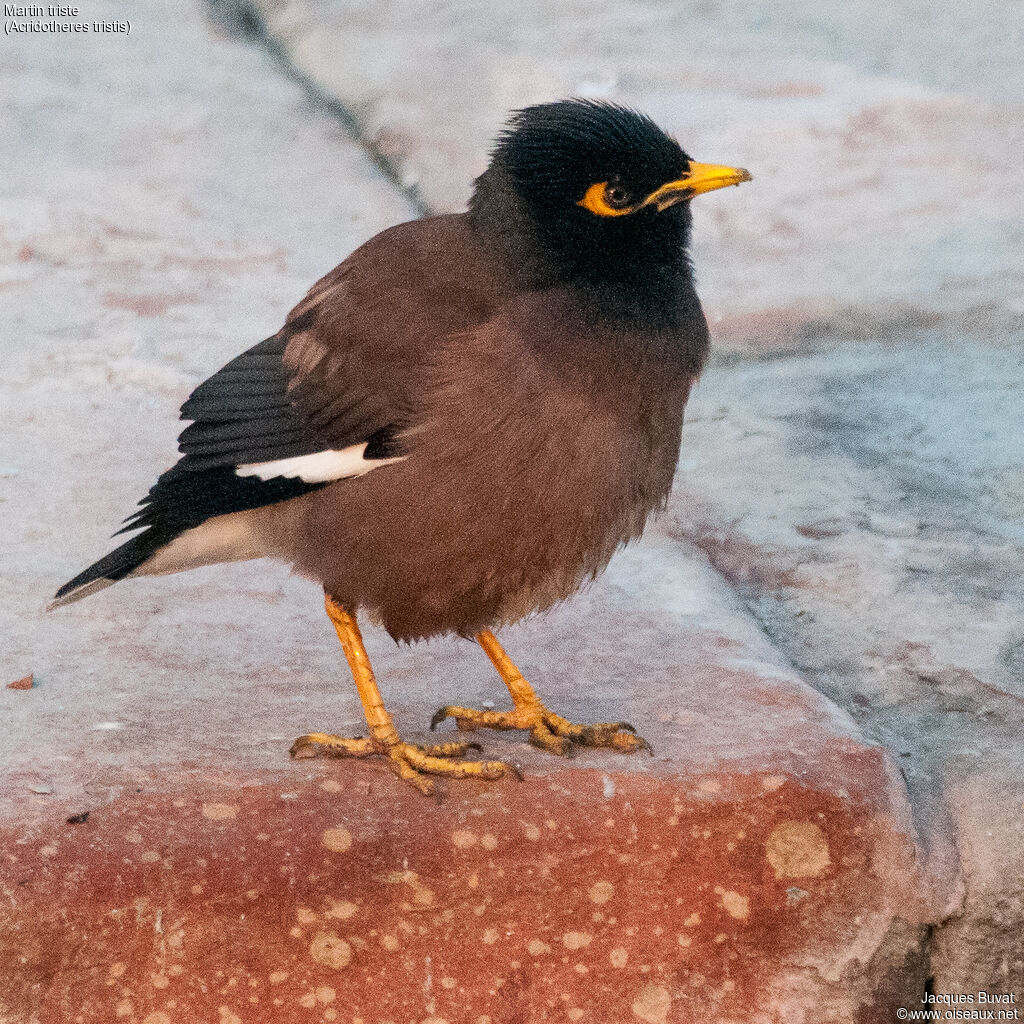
left=255, top=214, right=704, bottom=640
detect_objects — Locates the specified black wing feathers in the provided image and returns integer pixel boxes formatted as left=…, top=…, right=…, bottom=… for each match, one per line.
left=125, top=325, right=339, bottom=533
left=115, top=464, right=324, bottom=540
left=118, top=302, right=407, bottom=545
left=52, top=325, right=341, bottom=602
left=177, top=333, right=323, bottom=469
left=53, top=272, right=411, bottom=604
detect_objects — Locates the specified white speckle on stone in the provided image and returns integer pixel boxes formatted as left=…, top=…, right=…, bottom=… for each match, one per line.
left=202, top=803, right=239, bottom=821
left=309, top=931, right=352, bottom=969
left=562, top=931, right=592, bottom=950
left=631, top=984, right=672, bottom=1024
left=321, top=827, right=352, bottom=853
left=716, top=888, right=750, bottom=920
left=765, top=821, right=831, bottom=879
left=325, top=899, right=357, bottom=920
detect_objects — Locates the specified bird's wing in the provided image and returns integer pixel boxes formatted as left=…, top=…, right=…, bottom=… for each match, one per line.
left=117, top=275, right=411, bottom=544
left=50, top=214, right=502, bottom=606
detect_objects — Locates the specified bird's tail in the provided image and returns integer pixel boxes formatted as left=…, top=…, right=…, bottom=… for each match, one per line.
left=48, top=531, right=162, bottom=610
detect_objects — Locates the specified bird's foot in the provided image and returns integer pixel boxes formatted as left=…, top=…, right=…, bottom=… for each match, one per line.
left=430, top=703, right=653, bottom=757
left=289, top=731, right=520, bottom=796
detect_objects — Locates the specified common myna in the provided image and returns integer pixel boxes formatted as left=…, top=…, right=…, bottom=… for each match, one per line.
left=51, top=100, right=751, bottom=793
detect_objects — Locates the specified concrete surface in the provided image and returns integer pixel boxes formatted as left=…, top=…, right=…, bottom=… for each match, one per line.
left=1, top=0, right=1021, bottom=1020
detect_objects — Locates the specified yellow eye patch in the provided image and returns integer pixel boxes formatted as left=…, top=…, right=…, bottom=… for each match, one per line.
left=577, top=182, right=639, bottom=217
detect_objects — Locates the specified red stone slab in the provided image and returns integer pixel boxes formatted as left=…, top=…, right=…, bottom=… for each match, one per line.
left=2, top=737, right=935, bottom=1024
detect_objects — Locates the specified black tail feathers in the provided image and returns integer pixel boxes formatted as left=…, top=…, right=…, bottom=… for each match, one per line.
left=48, top=531, right=163, bottom=610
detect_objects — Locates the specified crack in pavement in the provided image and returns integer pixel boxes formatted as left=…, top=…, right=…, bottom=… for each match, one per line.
left=206, top=0, right=435, bottom=220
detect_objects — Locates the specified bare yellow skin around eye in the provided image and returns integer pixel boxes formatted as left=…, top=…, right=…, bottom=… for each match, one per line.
left=577, top=181, right=638, bottom=217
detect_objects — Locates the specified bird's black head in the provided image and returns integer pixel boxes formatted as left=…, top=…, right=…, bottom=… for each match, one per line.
left=471, top=99, right=750, bottom=323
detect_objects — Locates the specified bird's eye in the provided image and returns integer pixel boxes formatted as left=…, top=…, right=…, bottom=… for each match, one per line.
left=577, top=181, right=639, bottom=217
left=603, top=184, right=632, bottom=209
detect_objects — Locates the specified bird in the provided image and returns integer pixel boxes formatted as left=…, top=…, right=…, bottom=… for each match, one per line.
left=50, top=99, right=751, bottom=794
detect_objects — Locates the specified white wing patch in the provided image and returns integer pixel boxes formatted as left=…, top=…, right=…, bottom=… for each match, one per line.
left=235, top=443, right=404, bottom=484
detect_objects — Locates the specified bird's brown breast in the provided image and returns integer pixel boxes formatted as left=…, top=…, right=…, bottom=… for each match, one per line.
left=267, top=282, right=698, bottom=642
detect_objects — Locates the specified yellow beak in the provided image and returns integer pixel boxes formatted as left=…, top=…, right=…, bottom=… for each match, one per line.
left=644, top=162, right=752, bottom=210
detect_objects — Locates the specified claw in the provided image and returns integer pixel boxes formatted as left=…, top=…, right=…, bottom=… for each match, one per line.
left=290, top=733, right=372, bottom=759
left=289, top=731, right=518, bottom=792
left=428, top=703, right=650, bottom=760
left=529, top=729, right=573, bottom=757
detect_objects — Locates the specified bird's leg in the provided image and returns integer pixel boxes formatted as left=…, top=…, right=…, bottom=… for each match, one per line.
left=431, top=630, right=652, bottom=757
left=290, top=595, right=518, bottom=795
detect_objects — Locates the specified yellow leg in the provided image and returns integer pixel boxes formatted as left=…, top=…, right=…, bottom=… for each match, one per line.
left=291, top=596, right=518, bottom=795
left=430, top=630, right=652, bottom=756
